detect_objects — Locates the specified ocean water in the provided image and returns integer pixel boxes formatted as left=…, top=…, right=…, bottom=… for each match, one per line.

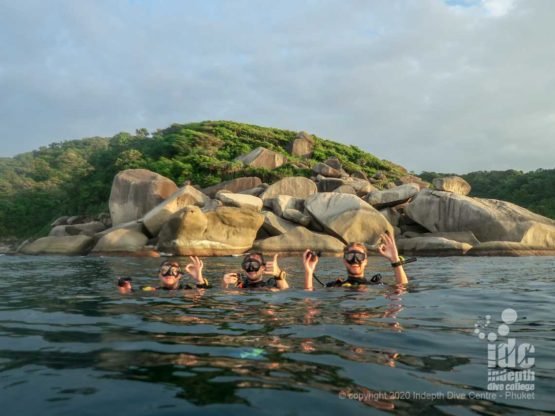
left=0, top=254, right=553, bottom=415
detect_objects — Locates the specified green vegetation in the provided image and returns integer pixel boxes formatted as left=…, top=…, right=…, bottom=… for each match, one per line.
left=420, top=169, right=555, bottom=220
left=0, top=120, right=405, bottom=238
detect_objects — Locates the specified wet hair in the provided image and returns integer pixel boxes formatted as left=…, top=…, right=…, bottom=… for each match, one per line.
left=344, top=242, right=368, bottom=254
left=243, top=252, right=266, bottom=265
left=117, top=277, right=132, bottom=287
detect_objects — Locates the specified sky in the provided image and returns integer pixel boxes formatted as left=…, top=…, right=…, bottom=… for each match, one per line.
left=1, top=0, right=554, bottom=173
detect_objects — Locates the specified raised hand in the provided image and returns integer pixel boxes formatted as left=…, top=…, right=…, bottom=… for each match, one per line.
left=222, top=272, right=239, bottom=287
left=185, top=256, right=204, bottom=284
left=377, top=231, right=400, bottom=262
left=303, top=249, right=319, bottom=290
left=265, top=254, right=281, bottom=276
left=302, top=249, right=319, bottom=273
left=378, top=231, right=408, bottom=285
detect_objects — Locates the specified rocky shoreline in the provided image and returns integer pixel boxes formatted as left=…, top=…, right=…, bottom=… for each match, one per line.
left=11, top=140, right=555, bottom=258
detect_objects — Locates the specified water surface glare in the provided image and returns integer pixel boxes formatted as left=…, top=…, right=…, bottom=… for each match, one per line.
left=0, top=255, right=554, bottom=415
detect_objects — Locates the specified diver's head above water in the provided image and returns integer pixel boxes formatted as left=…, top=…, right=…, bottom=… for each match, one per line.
left=342, top=243, right=368, bottom=278
left=158, top=261, right=183, bottom=289
left=241, top=252, right=266, bottom=281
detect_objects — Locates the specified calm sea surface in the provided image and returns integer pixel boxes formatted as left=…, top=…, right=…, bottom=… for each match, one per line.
left=0, top=254, right=553, bottom=415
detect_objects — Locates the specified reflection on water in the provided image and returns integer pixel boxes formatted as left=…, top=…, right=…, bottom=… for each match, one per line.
left=0, top=255, right=554, bottom=415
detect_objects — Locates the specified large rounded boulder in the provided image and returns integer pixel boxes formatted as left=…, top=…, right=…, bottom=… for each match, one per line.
left=397, top=236, right=472, bottom=256
left=141, top=185, right=211, bottom=236
left=261, top=211, right=298, bottom=236
left=92, top=229, right=149, bottom=253
left=19, top=235, right=94, bottom=255
left=405, top=189, right=555, bottom=247
left=365, top=184, right=420, bottom=209
left=261, top=177, right=317, bottom=200
left=201, top=177, right=262, bottom=198
left=109, top=169, right=177, bottom=226
left=432, top=176, right=471, bottom=196
left=157, top=205, right=264, bottom=256
left=235, top=147, right=286, bottom=169
left=305, top=193, right=393, bottom=245
left=253, top=226, right=345, bottom=254
left=215, top=192, right=263, bottom=211
left=287, top=131, right=315, bottom=158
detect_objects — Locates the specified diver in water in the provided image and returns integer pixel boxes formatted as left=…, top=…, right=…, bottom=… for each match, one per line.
left=302, top=231, right=409, bottom=290
left=117, top=277, right=133, bottom=294
left=118, top=257, right=211, bottom=293
left=222, top=252, right=289, bottom=290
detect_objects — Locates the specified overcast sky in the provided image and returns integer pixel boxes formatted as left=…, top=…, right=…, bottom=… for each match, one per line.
left=1, top=0, right=554, bottom=173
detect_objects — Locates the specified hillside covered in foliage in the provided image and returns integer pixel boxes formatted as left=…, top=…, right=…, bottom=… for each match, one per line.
left=0, top=121, right=407, bottom=238
left=420, top=169, right=555, bottom=220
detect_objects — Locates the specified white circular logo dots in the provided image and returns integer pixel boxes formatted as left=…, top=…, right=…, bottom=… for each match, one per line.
left=498, top=324, right=510, bottom=336
left=487, top=332, right=497, bottom=342
left=478, top=332, right=485, bottom=340
left=501, top=308, right=517, bottom=324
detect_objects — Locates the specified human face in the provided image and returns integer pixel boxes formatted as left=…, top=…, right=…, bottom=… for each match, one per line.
left=343, top=250, right=367, bottom=277
left=159, top=262, right=182, bottom=289
left=242, top=256, right=266, bottom=281
left=117, top=278, right=133, bottom=294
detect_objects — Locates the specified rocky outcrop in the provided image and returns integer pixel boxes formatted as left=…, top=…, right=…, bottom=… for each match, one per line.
left=317, top=177, right=375, bottom=196
left=238, top=184, right=268, bottom=197
left=403, top=231, right=481, bottom=246
left=352, top=170, right=368, bottom=181
left=216, top=191, right=263, bottom=211
left=348, top=178, right=376, bottom=196
left=141, top=185, right=211, bottom=236
left=312, top=162, right=343, bottom=178
left=265, top=195, right=305, bottom=217
left=49, top=221, right=107, bottom=237
left=282, top=208, right=311, bottom=226
left=19, top=235, right=94, bottom=255
left=51, top=216, right=70, bottom=227
left=26, top=162, right=555, bottom=258
left=261, top=177, right=318, bottom=200
left=467, top=241, right=555, bottom=256
left=305, top=193, right=393, bottom=245
left=365, top=184, right=420, bottom=209
left=201, top=177, right=262, bottom=198
left=333, top=185, right=357, bottom=194
left=288, top=131, right=314, bottom=158
left=317, top=178, right=345, bottom=192
left=405, top=189, right=555, bottom=246
left=397, top=237, right=473, bottom=256
left=253, top=226, right=345, bottom=254
left=261, top=211, right=298, bottom=236
left=519, top=222, right=555, bottom=248
left=95, top=220, right=145, bottom=239
left=49, top=225, right=71, bottom=237
left=395, top=174, right=429, bottom=189
left=324, top=157, right=343, bottom=171
left=109, top=169, right=178, bottom=226
left=235, top=147, right=286, bottom=169
left=157, top=205, right=264, bottom=256
left=92, top=229, right=149, bottom=253
left=433, top=176, right=471, bottom=196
